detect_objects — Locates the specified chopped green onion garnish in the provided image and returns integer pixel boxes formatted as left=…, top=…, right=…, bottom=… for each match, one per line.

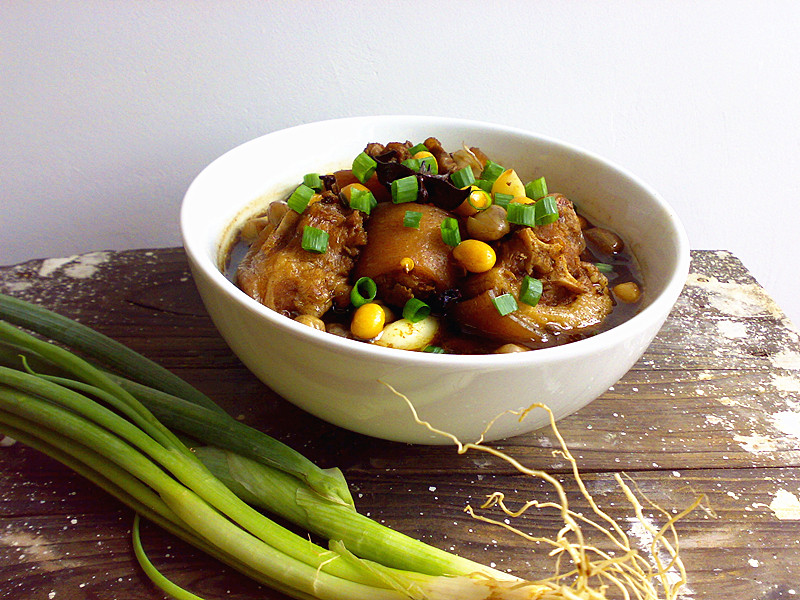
left=595, top=262, right=614, bottom=273
left=403, top=210, right=422, bottom=229
left=303, top=173, right=323, bottom=191
left=450, top=166, right=475, bottom=189
left=440, top=217, right=461, bottom=247
left=525, top=176, right=547, bottom=201
left=534, top=195, right=559, bottom=225
left=422, top=345, right=445, bottom=354
left=418, top=155, right=438, bottom=174
left=481, top=160, right=504, bottom=184
left=391, top=175, right=419, bottom=203
left=492, top=293, right=518, bottom=316
left=520, top=276, right=543, bottom=307
left=300, top=226, right=328, bottom=253
left=506, top=202, right=537, bottom=227
left=407, top=142, right=428, bottom=155
left=352, top=152, right=377, bottom=184
left=473, top=178, right=493, bottom=193
left=287, top=184, right=315, bottom=214
left=403, top=298, right=431, bottom=323
left=349, top=187, right=376, bottom=214
left=350, top=276, right=377, bottom=307
left=493, top=193, right=514, bottom=208
left=401, top=158, right=422, bottom=172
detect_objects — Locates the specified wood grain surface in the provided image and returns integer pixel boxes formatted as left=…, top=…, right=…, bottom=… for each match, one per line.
left=1, top=248, right=799, bottom=600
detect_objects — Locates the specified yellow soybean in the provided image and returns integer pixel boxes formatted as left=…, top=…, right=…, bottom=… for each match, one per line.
left=350, top=302, right=386, bottom=339
left=452, top=239, right=497, bottom=273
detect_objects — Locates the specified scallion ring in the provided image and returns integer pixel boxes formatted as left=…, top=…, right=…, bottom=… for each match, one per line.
left=492, top=293, right=518, bottom=316
left=301, top=226, right=328, bottom=253
left=350, top=277, right=378, bottom=308
left=520, top=276, right=543, bottom=307
left=402, top=298, right=431, bottom=323
left=440, top=217, right=461, bottom=247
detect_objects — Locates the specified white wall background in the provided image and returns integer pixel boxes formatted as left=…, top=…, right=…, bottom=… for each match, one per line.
left=2, top=1, right=799, bottom=326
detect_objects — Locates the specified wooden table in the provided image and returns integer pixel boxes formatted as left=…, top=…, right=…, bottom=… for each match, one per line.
left=1, top=248, right=798, bottom=599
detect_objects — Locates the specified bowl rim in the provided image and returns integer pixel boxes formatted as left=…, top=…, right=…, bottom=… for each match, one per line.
left=181, top=115, right=690, bottom=368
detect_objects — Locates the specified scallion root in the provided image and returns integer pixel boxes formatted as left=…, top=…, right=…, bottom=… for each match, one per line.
left=383, top=382, right=705, bottom=600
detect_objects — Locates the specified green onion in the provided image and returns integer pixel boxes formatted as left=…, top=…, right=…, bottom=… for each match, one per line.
left=422, top=345, right=445, bottom=354
left=525, top=176, right=548, bottom=201
left=0, top=293, right=223, bottom=416
left=348, top=187, right=376, bottom=215
left=506, top=202, right=537, bottom=227
left=403, top=210, right=422, bottom=229
left=493, top=193, right=514, bottom=208
left=0, top=298, right=534, bottom=600
left=391, top=175, right=419, bottom=203
left=440, top=217, right=461, bottom=247
left=351, top=152, right=377, bottom=184
left=287, top=184, right=315, bottom=214
left=481, top=160, right=505, bottom=184
left=418, top=154, right=438, bottom=174
left=520, top=276, right=543, bottom=307
left=303, top=173, right=323, bottom=191
left=595, top=262, right=614, bottom=273
left=401, top=158, right=422, bottom=172
left=402, top=298, right=431, bottom=323
left=473, top=178, right=493, bottom=193
left=534, top=195, right=560, bottom=225
left=350, top=277, right=377, bottom=308
left=301, top=226, right=328, bottom=253
left=450, top=166, right=475, bottom=189
left=407, top=142, right=428, bottom=155
left=492, top=293, right=518, bottom=316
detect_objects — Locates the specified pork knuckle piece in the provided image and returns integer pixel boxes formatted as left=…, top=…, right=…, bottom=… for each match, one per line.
left=236, top=197, right=367, bottom=318
left=454, top=194, right=612, bottom=346
left=353, top=201, right=460, bottom=307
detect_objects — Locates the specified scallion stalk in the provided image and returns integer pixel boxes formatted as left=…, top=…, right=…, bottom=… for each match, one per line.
left=301, top=225, right=329, bottom=253
left=450, top=166, right=475, bottom=189
left=352, top=152, right=377, bottom=184
left=390, top=175, right=419, bottom=203
left=288, top=184, right=316, bottom=214
left=440, top=217, right=461, bottom=247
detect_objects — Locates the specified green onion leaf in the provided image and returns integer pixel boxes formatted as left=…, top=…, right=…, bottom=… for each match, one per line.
left=520, top=276, right=543, bottom=307
left=492, top=293, right=518, bottom=316
left=440, top=217, right=461, bottom=247
left=481, top=160, right=505, bottom=185
left=418, top=155, right=438, bottom=175
left=534, top=195, right=559, bottom=225
left=595, top=262, right=614, bottom=273
left=450, top=166, right=475, bottom=189
left=525, top=176, right=547, bottom=201
left=401, top=158, right=422, bottom=172
left=493, top=193, right=514, bottom=208
left=287, top=184, right=315, bottom=214
left=506, top=202, right=537, bottom=227
left=301, top=226, right=328, bottom=253
left=407, top=142, right=428, bottom=155
left=422, top=345, right=445, bottom=354
left=352, top=152, right=377, bottom=184
left=303, top=173, right=323, bottom=191
left=350, top=277, right=377, bottom=307
left=403, top=298, right=431, bottom=323
left=349, top=187, right=377, bottom=215
left=473, top=178, right=493, bottom=193
left=391, top=175, right=419, bottom=203
left=403, top=210, right=422, bottom=229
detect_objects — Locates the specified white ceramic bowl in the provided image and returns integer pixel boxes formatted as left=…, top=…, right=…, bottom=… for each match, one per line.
left=181, top=116, right=689, bottom=444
